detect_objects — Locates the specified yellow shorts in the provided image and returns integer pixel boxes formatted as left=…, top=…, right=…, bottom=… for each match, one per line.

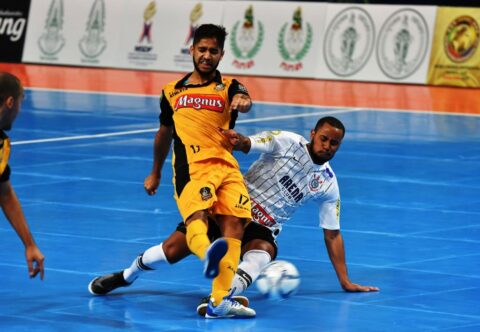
left=174, top=159, right=251, bottom=221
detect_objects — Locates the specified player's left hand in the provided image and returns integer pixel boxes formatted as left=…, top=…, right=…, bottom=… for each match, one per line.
left=230, top=94, right=252, bottom=113
left=342, top=282, right=379, bottom=292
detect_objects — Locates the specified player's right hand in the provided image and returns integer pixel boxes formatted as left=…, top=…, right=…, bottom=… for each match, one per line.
left=144, top=174, right=160, bottom=195
left=218, top=127, right=240, bottom=146
left=25, top=245, right=45, bottom=280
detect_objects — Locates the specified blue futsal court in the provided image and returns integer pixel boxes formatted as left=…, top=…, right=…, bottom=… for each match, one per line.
left=1, top=88, right=479, bottom=331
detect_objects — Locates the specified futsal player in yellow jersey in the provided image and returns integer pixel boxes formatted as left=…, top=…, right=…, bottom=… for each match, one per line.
left=0, top=72, right=45, bottom=280
left=144, top=24, right=255, bottom=318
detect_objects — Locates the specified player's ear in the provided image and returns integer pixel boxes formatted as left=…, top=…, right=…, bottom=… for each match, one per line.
left=5, top=96, right=14, bottom=109
left=310, top=129, right=315, bottom=140
left=189, top=45, right=194, bottom=56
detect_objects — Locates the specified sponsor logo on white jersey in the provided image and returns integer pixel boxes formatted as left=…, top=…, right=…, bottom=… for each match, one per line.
left=251, top=200, right=276, bottom=227
left=278, top=175, right=304, bottom=203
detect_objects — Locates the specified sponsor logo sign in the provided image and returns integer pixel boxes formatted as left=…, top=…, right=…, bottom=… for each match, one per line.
left=278, top=6, right=313, bottom=72
left=324, top=7, right=375, bottom=77
left=37, top=0, right=65, bottom=60
left=377, top=8, right=429, bottom=79
left=230, top=5, right=264, bottom=69
left=444, top=15, right=479, bottom=63
left=0, top=0, right=30, bottom=63
left=78, top=0, right=107, bottom=62
left=128, top=1, right=158, bottom=66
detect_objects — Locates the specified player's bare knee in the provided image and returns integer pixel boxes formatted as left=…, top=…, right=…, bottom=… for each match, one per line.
left=163, top=232, right=191, bottom=263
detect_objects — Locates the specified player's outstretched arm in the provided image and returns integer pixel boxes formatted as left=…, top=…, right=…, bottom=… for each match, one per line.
left=323, top=229, right=379, bottom=292
left=144, top=125, right=173, bottom=195
left=0, top=180, right=45, bottom=280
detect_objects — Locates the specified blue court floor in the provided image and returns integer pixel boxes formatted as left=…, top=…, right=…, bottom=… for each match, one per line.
left=0, top=89, right=479, bottom=331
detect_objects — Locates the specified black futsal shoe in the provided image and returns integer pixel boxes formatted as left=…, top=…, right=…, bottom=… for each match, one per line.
left=88, top=271, right=132, bottom=295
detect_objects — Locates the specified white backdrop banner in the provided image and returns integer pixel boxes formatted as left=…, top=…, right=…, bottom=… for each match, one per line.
left=22, top=0, right=440, bottom=85
left=315, top=4, right=437, bottom=83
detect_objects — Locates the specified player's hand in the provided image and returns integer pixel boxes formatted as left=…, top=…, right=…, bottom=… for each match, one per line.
left=25, top=245, right=45, bottom=280
left=342, top=281, right=379, bottom=292
left=218, top=128, right=240, bottom=146
left=144, top=174, right=160, bottom=195
left=230, top=94, right=252, bottom=113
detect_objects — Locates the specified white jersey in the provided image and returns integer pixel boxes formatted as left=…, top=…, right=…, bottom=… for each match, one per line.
left=245, top=131, right=340, bottom=236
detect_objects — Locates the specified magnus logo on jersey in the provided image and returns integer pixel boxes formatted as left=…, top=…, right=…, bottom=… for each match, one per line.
left=278, top=175, right=304, bottom=203
left=251, top=201, right=276, bottom=227
left=174, top=94, right=225, bottom=112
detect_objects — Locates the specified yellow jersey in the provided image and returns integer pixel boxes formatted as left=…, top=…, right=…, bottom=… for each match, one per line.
left=0, top=131, right=11, bottom=181
left=160, top=71, right=249, bottom=170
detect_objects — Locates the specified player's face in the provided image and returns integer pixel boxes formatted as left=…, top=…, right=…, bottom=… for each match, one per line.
left=308, top=122, right=344, bottom=165
left=191, top=38, right=224, bottom=77
left=0, top=91, right=23, bottom=131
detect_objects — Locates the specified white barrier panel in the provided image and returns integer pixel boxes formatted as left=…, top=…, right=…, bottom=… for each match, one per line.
left=221, top=1, right=326, bottom=78
left=116, top=0, right=225, bottom=72
left=22, top=0, right=126, bottom=68
left=315, top=4, right=437, bottom=84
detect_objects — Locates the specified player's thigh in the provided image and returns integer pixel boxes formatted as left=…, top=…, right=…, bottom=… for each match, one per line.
left=175, top=164, right=220, bottom=220
left=214, top=170, right=251, bottom=220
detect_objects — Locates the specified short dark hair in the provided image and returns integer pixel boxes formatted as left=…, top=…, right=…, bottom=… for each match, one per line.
left=0, top=72, right=22, bottom=103
left=193, top=24, right=227, bottom=50
left=314, top=116, right=346, bottom=138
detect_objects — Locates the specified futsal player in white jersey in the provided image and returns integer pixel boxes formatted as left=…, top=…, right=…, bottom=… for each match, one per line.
left=88, top=116, right=379, bottom=313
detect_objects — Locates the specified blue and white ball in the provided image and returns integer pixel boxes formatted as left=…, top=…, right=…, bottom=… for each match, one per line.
left=256, top=260, right=300, bottom=300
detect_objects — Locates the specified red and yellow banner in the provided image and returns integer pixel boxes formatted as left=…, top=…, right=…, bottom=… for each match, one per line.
left=427, top=7, right=480, bottom=87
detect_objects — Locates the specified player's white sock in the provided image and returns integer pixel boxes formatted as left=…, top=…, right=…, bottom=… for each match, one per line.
left=230, top=249, right=271, bottom=296
left=123, top=243, right=168, bottom=283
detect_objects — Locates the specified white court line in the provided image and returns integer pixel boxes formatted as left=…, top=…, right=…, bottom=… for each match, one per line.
left=12, top=109, right=352, bottom=146
left=12, top=128, right=157, bottom=145
left=23, top=199, right=179, bottom=215
left=26, top=86, right=480, bottom=117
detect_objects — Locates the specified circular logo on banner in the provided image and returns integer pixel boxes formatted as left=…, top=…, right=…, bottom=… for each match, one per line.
left=377, top=8, right=429, bottom=80
left=324, top=7, right=375, bottom=77
left=444, top=15, right=480, bottom=63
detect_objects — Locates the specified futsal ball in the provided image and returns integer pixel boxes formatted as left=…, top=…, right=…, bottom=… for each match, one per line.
left=256, top=260, right=300, bottom=300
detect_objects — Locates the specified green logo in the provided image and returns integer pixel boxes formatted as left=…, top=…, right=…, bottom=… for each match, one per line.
left=230, top=5, right=264, bottom=69
left=278, top=7, right=312, bottom=71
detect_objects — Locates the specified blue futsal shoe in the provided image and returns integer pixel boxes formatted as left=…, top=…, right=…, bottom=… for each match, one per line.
left=203, top=238, right=228, bottom=279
